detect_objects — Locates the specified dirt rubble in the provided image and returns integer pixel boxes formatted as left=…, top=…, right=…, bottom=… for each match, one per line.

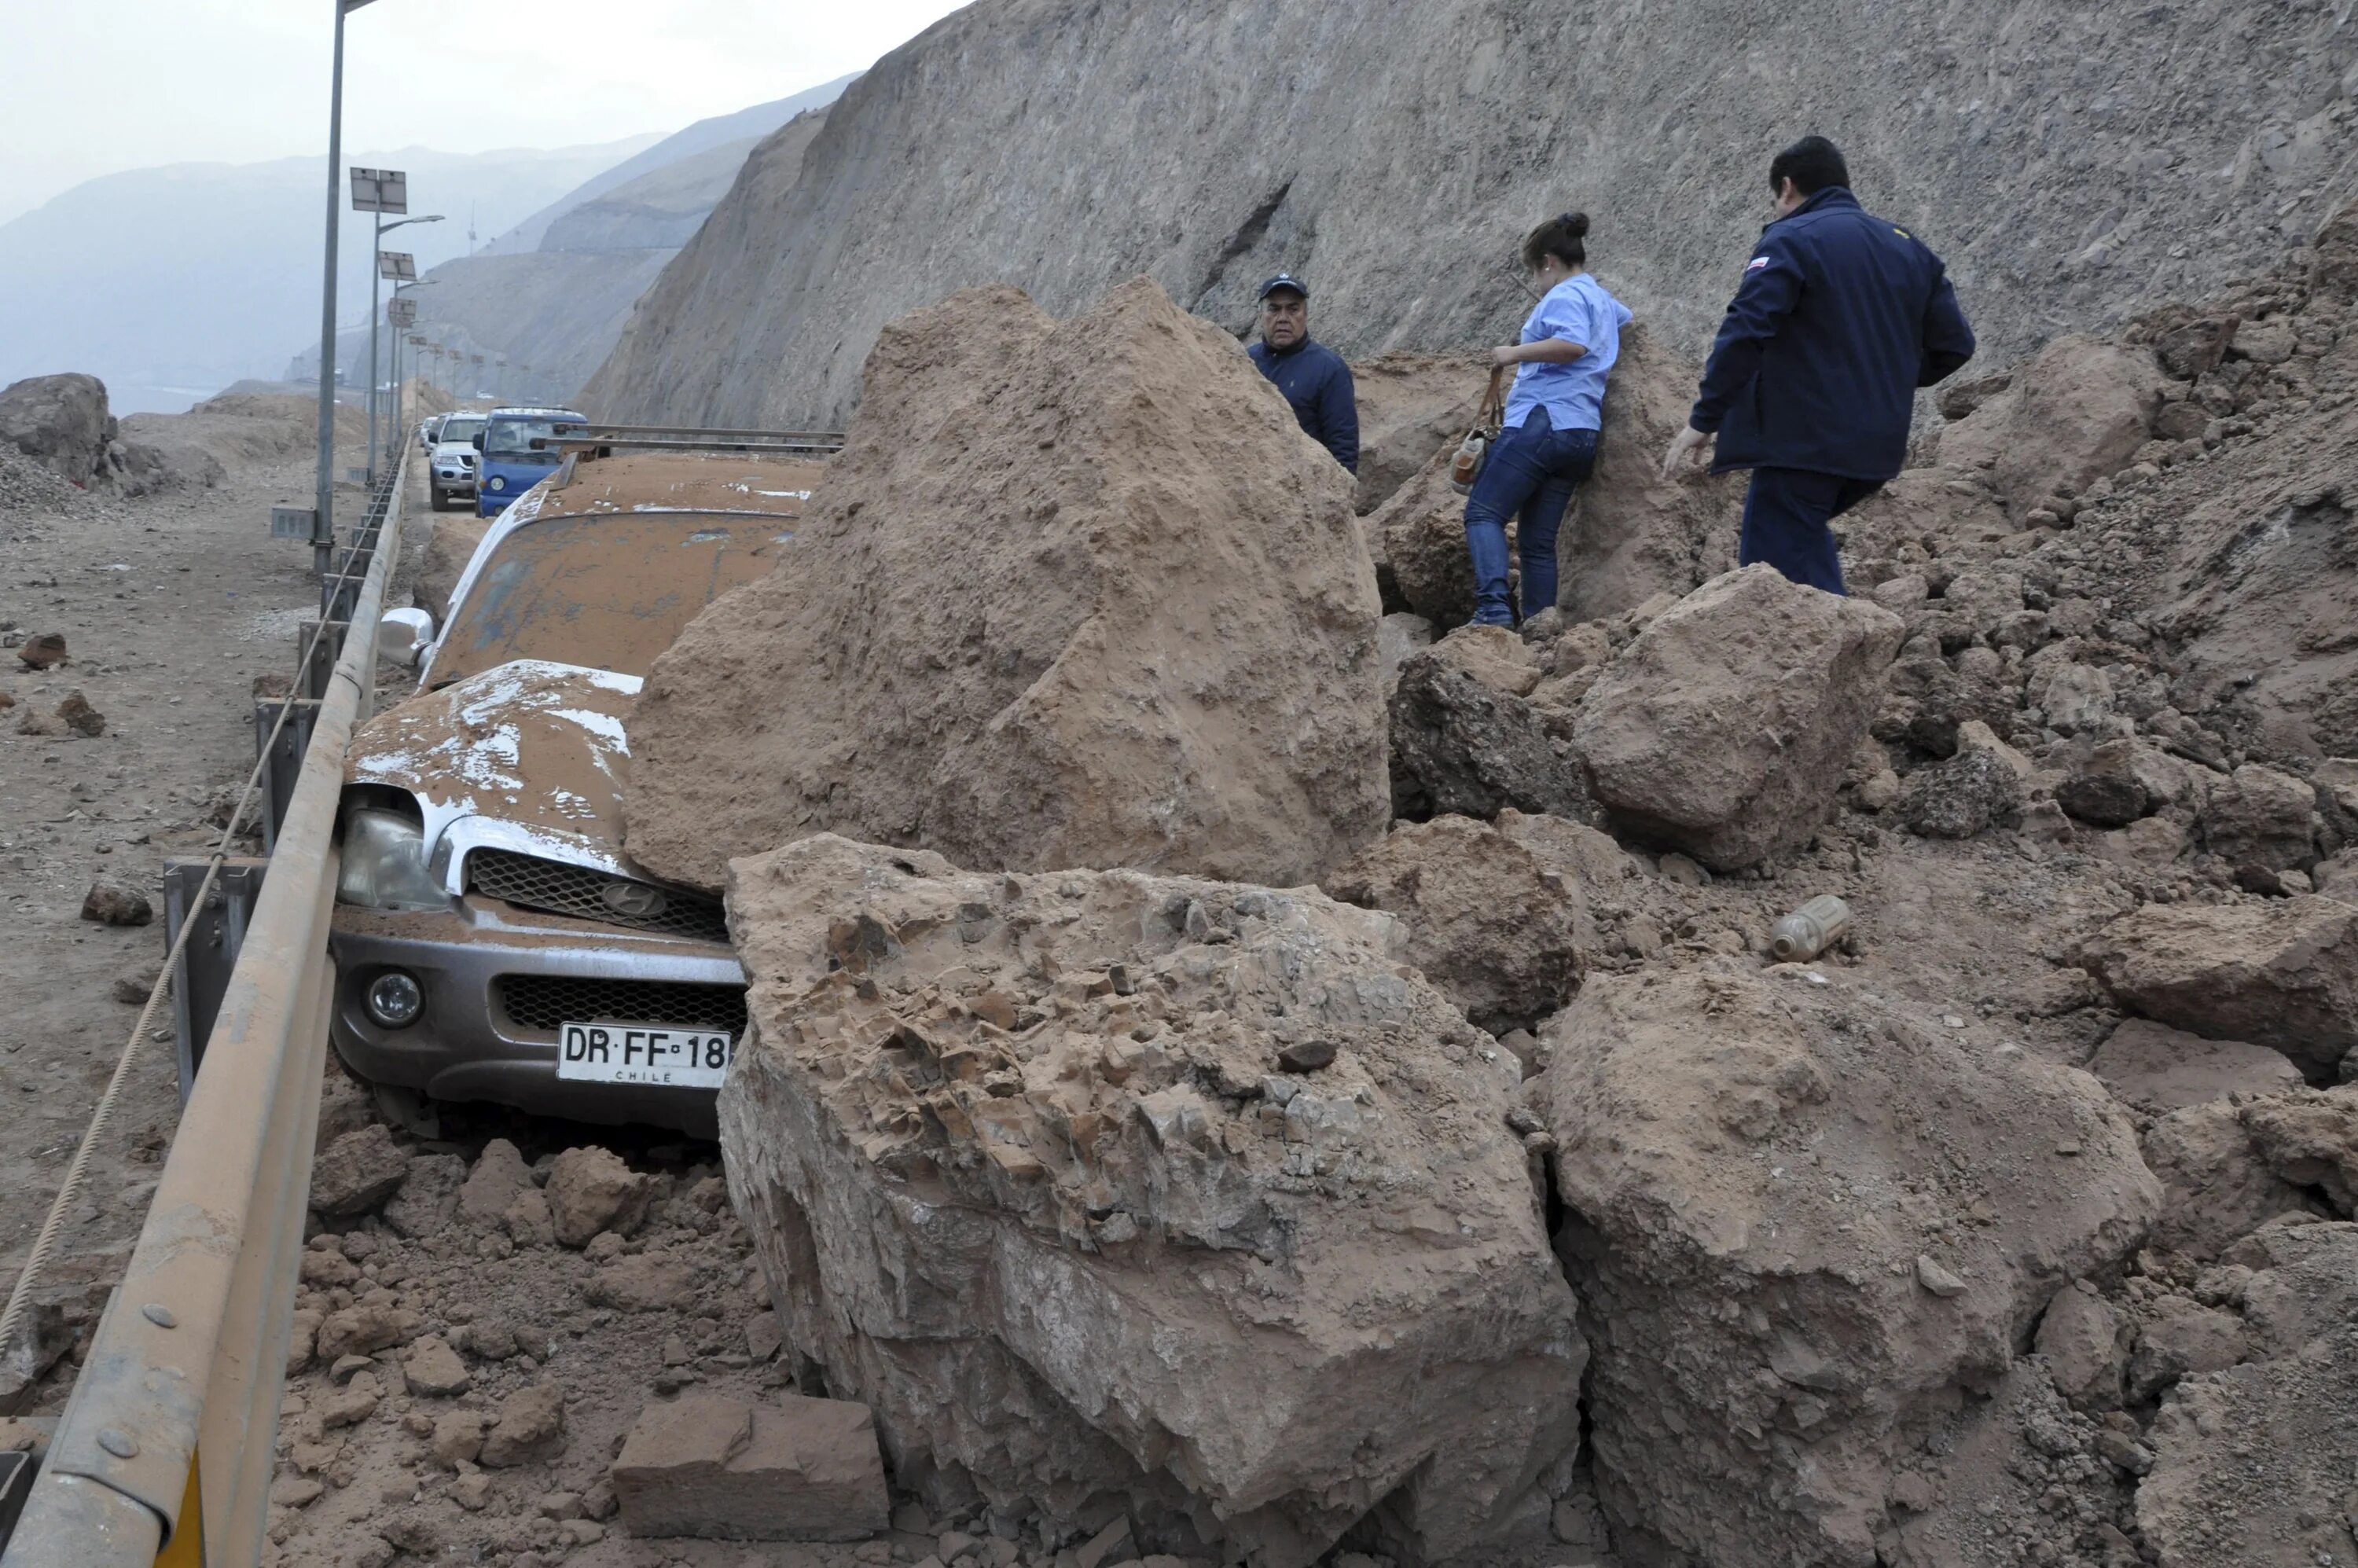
left=623, top=277, right=1387, bottom=894
left=654, top=215, right=2358, bottom=1568
left=1, top=387, right=383, bottom=1412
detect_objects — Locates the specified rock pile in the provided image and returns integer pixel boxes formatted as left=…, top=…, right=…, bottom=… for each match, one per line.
left=719, top=835, right=1581, bottom=1568
left=623, top=277, right=1387, bottom=892
left=582, top=231, right=2358, bottom=1566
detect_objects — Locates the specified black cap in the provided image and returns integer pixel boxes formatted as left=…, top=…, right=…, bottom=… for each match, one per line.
left=1258, top=273, right=1309, bottom=301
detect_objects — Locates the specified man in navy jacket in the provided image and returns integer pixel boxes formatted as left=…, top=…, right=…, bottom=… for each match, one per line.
left=1247, top=274, right=1359, bottom=474
left=1665, top=137, right=1975, bottom=593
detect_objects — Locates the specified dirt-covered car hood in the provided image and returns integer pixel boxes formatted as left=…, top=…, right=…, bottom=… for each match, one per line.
left=345, top=659, right=637, bottom=871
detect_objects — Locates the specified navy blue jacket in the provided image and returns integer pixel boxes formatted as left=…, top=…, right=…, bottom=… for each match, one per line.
left=1248, top=337, right=1359, bottom=473
left=1691, top=187, right=1975, bottom=481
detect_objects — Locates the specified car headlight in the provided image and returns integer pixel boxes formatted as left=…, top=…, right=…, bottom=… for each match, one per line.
left=336, top=807, right=447, bottom=911
left=487, top=476, right=506, bottom=491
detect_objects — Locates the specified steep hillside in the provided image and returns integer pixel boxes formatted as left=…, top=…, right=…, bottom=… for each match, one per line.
left=585, top=0, right=2354, bottom=428
left=476, top=74, right=857, bottom=256
left=323, top=98, right=843, bottom=408
left=539, top=138, right=763, bottom=253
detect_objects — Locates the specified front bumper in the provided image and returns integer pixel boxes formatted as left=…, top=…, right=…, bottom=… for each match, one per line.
left=329, top=894, right=743, bottom=1137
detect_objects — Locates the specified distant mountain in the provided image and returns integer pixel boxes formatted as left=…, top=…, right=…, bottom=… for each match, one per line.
left=294, top=78, right=856, bottom=409
left=0, top=138, right=660, bottom=415
left=477, top=75, right=857, bottom=256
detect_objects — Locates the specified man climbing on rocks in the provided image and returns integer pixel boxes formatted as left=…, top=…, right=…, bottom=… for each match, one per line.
left=1247, top=273, right=1359, bottom=473
left=1662, top=135, right=1977, bottom=593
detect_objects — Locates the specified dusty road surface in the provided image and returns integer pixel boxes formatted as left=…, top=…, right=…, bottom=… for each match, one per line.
left=0, top=434, right=371, bottom=1405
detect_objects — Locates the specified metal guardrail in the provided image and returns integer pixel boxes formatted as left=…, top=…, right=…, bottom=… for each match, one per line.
left=0, top=442, right=409, bottom=1568
left=554, top=422, right=846, bottom=458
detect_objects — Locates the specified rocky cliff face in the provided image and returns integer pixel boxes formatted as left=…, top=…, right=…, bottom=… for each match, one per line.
left=583, top=0, right=2352, bottom=428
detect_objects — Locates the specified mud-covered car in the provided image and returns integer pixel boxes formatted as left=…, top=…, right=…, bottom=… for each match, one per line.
left=331, top=452, right=821, bottom=1133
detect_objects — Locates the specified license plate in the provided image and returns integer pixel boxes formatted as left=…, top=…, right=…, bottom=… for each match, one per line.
left=556, top=1021, right=732, bottom=1089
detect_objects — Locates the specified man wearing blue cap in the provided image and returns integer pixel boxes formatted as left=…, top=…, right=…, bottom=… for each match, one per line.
left=1247, top=274, right=1358, bottom=474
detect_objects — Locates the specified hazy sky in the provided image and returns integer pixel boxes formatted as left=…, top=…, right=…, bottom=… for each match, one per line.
left=0, top=0, right=971, bottom=224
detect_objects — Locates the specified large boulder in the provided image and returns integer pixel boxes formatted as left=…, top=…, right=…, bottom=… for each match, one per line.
left=1386, top=638, right=1592, bottom=823
left=1940, top=334, right=2165, bottom=516
left=719, top=836, right=1584, bottom=1568
left=0, top=373, right=115, bottom=486
left=1347, top=352, right=1482, bottom=515
left=1571, top=565, right=1905, bottom=869
left=1373, top=325, right=1739, bottom=628
left=2081, top=897, right=2358, bottom=1080
left=2137, top=1223, right=2358, bottom=1568
left=623, top=278, right=1387, bottom=891
left=1537, top=968, right=2158, bottom=1568
left=1372, top=446, right=1479, bottom=627
left=2085, top=1019, right=2302, bottom=1115
left=2198, top=762, right=2316, bottom=873
left=1323, top=810, right=1619, bottom=1033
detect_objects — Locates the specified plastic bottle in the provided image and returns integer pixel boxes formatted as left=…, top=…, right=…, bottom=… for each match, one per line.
left=1770, top=894, right=1852, bottom=963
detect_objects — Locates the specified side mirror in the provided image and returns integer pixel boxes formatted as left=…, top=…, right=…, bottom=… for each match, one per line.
left=379, top=607, right=435, bottom=667
left=471, top=433, right=485, bottom=451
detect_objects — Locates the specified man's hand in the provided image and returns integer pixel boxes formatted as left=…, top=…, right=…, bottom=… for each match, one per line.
left=1486, top=344, right=1521, bottom=369
left=1661, top=423, right=1713, bottom=481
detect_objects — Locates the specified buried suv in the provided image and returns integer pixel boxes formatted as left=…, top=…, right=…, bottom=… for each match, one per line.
left=331, top=451, right=821, bottom=1133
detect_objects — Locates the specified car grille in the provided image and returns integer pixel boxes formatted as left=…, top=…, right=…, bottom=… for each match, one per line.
left=494, top=975, right=748, bottom=1037
left=467, top=849, right=729, bottom=942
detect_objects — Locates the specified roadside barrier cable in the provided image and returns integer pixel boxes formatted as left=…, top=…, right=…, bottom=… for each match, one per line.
left=0, top=466, right=402, bottom=1360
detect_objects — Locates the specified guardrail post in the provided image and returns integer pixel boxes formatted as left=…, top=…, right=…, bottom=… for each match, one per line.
left=0, top=1447, right=36, bottom=1552
left=163, top=858, right=270, bottom=1101
left=254, top=700, right=322, bottom=851
left=295, top=622, right=347, bottom=701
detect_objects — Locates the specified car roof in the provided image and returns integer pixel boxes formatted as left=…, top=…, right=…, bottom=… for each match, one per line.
left=487, top=406, right=586, bottom=419
left=528, top=450, right=824, bottom=516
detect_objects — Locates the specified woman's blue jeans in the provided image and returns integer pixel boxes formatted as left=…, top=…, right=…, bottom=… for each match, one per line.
left=1462, top=405, right=1600, bottom=626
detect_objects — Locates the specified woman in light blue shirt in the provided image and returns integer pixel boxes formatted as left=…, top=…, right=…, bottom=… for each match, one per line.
left=1465, top=211, right=1633, bottom=626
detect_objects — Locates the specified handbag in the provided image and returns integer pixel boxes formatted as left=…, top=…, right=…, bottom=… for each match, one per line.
left=1449, top=366, right=1508, bottom=495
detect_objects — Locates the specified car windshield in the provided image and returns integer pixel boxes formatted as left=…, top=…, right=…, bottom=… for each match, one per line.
left=439, top=417, right=485, bottom=445
left=484, top=417, right=584, bottom=463
left=427, top=510, right=794, bottom=687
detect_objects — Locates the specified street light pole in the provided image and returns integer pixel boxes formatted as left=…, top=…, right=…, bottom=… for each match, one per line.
left=313, top=1, right=375, bottom=573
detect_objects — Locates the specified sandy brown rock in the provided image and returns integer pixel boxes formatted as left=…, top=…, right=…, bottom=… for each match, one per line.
left=623, top=278, right=1385, bottom=892
left=2033, top=1280, right=2130, bottom=1408
left=1537, top=967, right=2158, bottom=1567
left=2085, top=1019, right=2302, bottom=1114
left=545, top=1146, right=653, bottom=1247
left=720, top=835, right=1581, bottom=1568
left=2239, top=1085, right=2358, bottom=1213
left=1323, top=811, right=1610, bottom=1033
left=1573, top=565, right=1905, bottom=869
left=310, top=1126, right=412, bottom=1217
left=2198, top=762, right=2317, bottom=873
left=610, top=1392, right=890, bottom=1541
left=479, top=1383, right=567, bottom=1468
left=2139, top=1100, right=2320, bottom=1260
left=1941, top=334, right=2165, bottom=515
left=1348, top=353, right=1482, bottom=516
left=457, top=1137, right=533, bottom=1228
left=2081, top=896, right=2358, bottom=1079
